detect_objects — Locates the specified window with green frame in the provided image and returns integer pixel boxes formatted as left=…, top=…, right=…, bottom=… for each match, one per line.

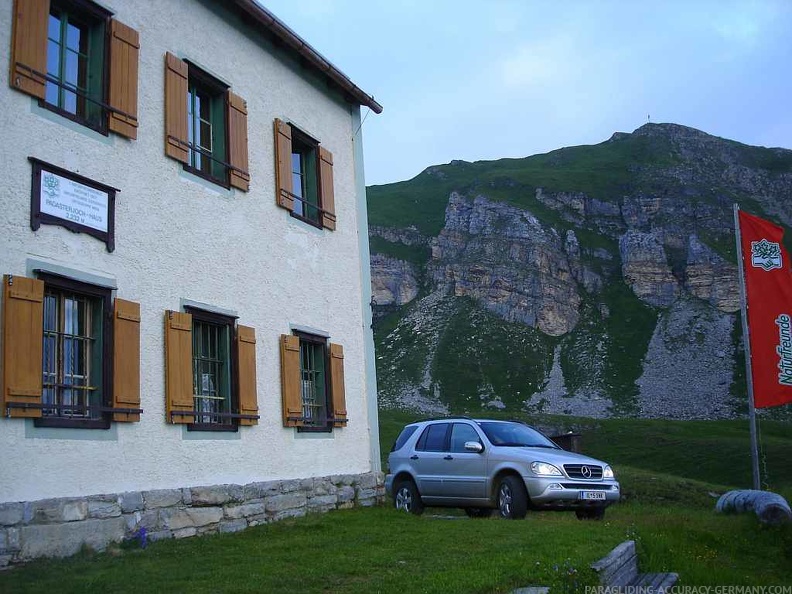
left=297, top=333, right=329, bottom=430
left=45, top=0, right=109, bottom=132
left=186, top=68, right=228, bottom=185
left=38, top=274, right=111, bottom=429
left=291, top=131, right=320, bottom=224
left=189, top=309, right=234, bottom=430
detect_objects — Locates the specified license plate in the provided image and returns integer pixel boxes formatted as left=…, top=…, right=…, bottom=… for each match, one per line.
left=580, top=491, right=606, bottom=501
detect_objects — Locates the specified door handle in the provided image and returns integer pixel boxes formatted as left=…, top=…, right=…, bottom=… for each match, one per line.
left=410, top=455, right=419, bottom=460
left=444, top=455, right=453, bottom=460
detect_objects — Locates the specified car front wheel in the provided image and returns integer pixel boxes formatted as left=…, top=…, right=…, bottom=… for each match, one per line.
left=393, top=479, right=424, bottom=515
left=497, top=476, right=528, bottom=519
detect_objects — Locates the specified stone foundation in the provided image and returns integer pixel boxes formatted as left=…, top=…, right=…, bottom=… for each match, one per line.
left=0, top=472, right=385, bottom=568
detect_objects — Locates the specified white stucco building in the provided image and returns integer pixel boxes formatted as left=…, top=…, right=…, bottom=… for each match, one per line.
left=0, top=0, right=382, bottom=563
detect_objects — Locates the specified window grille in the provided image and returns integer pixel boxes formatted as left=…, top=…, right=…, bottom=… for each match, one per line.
left=42, top=289, right=100, bottom=419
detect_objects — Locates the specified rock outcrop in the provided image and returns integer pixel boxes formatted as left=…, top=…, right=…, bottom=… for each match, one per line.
left=429, top=193, right=582, bottom=336
left=370, top=254, right=419, bottom=306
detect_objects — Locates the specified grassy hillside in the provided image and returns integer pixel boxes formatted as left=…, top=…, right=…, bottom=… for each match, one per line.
left=367, top=131, right=681, bottom=236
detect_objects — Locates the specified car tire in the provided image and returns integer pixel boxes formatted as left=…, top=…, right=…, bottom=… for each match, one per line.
left=464, top=507, right=494, bottom=519
left=575, top=507, right=605, bottom=521
left=497, top=476, right=528, bottom=519
left=393, top=479, right=424, bottom=515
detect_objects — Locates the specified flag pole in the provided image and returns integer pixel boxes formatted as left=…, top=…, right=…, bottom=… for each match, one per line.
left=734, top=203, right=762, bottom=490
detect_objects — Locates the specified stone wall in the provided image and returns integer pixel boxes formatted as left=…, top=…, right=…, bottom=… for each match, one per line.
left=0, top=472, right=385, bottom=568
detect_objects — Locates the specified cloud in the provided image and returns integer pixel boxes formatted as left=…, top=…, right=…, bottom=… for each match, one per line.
left=499, top=36, right=576, bottom=88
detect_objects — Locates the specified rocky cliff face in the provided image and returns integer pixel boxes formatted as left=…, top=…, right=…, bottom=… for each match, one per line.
left=370, top=254, right=419, bottom=306
left=367, top=123, right=792, bottom=419
left=429, top=192, right=585, bottom=336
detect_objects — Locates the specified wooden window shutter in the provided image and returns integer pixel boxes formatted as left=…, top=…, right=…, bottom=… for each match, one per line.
left=113, top=299, right=140, bottom=422
left=236, top=325, right=258, bottom=426
left=280, top=334, right=303, bottom=427
left=227, top=91, right=250, bottom=191
left=164, top=310, right=192, bottom=424
left=164, top=52, right=189, bottom=163
left=274, top=119, right=294, bottom=210
left=1, top=275, right=44, bottom=418
left=108, top=19, right=140, bottom=140
left=329, top=343, right=347, bottom=427
left=9, top=0, right=49, bottom=100
left=319, top=147, right=336, bottom=231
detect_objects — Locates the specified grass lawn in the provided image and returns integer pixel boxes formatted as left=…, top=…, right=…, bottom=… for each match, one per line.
left=2, top=412, right=791, bottom=593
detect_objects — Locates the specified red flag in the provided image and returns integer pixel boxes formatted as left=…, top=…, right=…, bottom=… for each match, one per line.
left=738, top=210, right=792, bottom=408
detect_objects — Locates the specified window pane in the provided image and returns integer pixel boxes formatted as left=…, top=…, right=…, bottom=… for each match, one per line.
left=64, top=49, right=79, bottom=88
left=65, top=22, right=81, bottom=51
left=291, top=153, right=302, bottom=176
left=420, top=424, right=449, bottom=452
left=48, top=14, right=61, bottom=42
left=199, top=121, right=212, bottom=151
left=450, top=424, right=480, bottom=452
left=46, top=40, right=60, bottom=76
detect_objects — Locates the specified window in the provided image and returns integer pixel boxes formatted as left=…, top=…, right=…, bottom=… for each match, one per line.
left=164, top=309, right=259, bottom=429
left=450, top=423, right=481, bottom=453
left=0, top=273, right=141, bottom=426
left=191, top=310, right=233, bottom=429
left=164, top=53, right=250, bottom=191
left=290, top=130, right=320, bottom=224
left=186, top=69, right=228, bottom=185
left=45, top=2, right=106, bottom=131
left=41, top=277, right=109, bottom=426
left=274, top=119, right=337, bottom=230
left=298, top=333, right=328, bottom=428
left=280, top=333, right=347, bottom=430
left=391, top=425, right=419, bottom=452
left=9, top=0, right=139, bottom=138
left=416, top=423, right=450, bottom=452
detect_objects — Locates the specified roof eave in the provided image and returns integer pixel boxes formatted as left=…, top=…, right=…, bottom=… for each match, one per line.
left=230, top=0, right=383, bottom=114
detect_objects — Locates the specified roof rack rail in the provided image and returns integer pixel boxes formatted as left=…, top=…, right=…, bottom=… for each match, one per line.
left=411, top=415, right=476, bottom=424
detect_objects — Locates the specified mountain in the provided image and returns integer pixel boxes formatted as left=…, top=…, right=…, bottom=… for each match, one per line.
left=367, top=123, right=792, bottom=419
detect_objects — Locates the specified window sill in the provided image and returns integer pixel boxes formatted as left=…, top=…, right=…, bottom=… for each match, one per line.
left=34, top=416, right=111, bottom=430
left=183, top=165, right=230, bottom=190
left=38, top=100, right=108, bottom=136
left=289, top=211, right=323, bottom=230
left=187, top=423, right=239, bottom=433
left=297, top=425, right=333, bottom=434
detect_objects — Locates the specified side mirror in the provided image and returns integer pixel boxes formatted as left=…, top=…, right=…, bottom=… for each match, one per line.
left=464, top=441, right=484, bottom=453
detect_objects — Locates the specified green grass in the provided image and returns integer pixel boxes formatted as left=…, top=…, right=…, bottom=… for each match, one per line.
left=433, top=298, right=557, bottom=411
left=369, top=236, right=430, bottom=268
left=3, top=412, right=791, bottom=593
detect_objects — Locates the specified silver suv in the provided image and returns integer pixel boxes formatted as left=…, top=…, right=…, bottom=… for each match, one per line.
left=385, top=418, right=620, bottom=520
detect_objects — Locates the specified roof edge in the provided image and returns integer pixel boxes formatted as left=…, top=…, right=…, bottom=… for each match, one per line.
left=231, top=0, right=383, bottom=114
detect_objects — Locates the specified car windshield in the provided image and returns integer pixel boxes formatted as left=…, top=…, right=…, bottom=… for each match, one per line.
left=478, top=422, right=559, bottom=448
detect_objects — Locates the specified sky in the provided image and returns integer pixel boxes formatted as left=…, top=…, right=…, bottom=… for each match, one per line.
left=262, top=0, right=792, bottom=187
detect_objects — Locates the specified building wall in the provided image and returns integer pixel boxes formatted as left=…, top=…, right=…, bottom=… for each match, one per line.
left=0, top=0, right=379, bottom=504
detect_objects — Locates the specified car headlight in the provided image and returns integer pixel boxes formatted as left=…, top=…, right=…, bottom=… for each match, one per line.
left=603, top=465, right=614, bottom=479
left=530, top=461, right=563, bottom=476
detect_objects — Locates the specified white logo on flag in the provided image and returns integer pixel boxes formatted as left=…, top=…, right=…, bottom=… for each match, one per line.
left=751, top=239, right=782, bottom=271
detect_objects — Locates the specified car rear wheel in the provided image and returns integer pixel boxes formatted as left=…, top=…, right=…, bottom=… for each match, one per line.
left=393, top=479, right=424, bottom=515
left=497, top=476, right=528, bottom=519
left=575, top=507, right=605, bottom=520
left=464, top=507, right=494, bottom=518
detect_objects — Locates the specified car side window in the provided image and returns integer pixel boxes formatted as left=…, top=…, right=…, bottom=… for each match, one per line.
left=450, top=423, right=481, bottom=453
left=416, top=423, right=450, bottom=452
left=391, top=426, right=418, bottom=452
